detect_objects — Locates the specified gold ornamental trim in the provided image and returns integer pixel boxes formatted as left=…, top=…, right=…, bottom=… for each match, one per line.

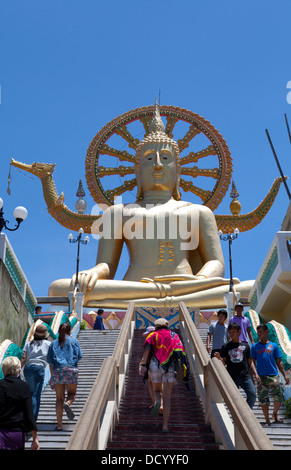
left=85, top=105, right=232, bottom=211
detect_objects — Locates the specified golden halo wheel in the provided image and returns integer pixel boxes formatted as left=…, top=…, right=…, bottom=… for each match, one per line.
left=85, top=105, right=232, bottom=211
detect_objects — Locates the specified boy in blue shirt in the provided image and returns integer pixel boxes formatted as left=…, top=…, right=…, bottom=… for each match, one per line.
left=251, top=324, right=290, bottom=426
left=206, top=309, right=228, bottom=358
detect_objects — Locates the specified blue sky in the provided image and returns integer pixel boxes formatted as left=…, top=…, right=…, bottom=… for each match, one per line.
left=1, top=0, right=291, bottom=307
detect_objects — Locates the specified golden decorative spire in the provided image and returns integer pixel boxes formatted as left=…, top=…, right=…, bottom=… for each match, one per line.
left=148, top=97, right=165, bottom=134
left=230, top=179, right=239, bottom=199
left=75, top=179, right=87, bottom=214
left=230, top=179, right=241, bottom=215
left=76, top=179, right=86, bottom=197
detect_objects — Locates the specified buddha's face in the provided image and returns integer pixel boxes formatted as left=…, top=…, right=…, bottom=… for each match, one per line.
left=138, top=142, right=178, bottom=194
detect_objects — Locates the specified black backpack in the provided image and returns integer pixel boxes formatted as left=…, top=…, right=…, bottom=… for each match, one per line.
left=174, top=354, right=186, bottom=382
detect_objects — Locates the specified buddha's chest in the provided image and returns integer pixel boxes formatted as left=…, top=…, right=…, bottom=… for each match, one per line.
left=122, top=206, right=198, bottom=243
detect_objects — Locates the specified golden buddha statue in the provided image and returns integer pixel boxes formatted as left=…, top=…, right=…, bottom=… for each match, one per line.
left=48, top=103, right=254, bottom=308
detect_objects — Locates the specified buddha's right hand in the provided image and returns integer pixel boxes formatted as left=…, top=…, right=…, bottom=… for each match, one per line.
left=70, top=263, right=111, bottom=293
left=70, top=268, right=100, bottom=293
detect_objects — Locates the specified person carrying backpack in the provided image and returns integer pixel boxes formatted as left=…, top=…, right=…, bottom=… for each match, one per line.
left=139, top=318, right=187, bottom=432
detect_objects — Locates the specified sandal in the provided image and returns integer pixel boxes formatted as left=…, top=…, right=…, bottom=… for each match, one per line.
left=272, top=417, right=284, bottom=424
left=64, top=402, right=75, bottom=420
left=151, top=401, right=161, bottom=417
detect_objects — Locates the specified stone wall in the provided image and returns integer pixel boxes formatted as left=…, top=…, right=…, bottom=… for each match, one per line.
left=0, top=258, right=29, bottom=346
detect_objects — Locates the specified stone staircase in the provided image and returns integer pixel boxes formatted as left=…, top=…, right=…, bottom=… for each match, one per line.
left=25, top=326, right=291, bottom=450
left=25, top=329, right=120, bottom=450
left=198, top=327, right=291, bottom=450
left=106, top=329, right=219, bottom=450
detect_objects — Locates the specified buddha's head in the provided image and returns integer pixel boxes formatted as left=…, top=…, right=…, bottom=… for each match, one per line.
left=135, top=102, right=181, bottom=201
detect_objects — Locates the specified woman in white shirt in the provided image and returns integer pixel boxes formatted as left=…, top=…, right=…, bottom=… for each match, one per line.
left=22, top=324, right=51, bottom=421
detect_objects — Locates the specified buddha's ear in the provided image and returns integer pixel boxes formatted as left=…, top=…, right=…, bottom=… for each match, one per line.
left=135, top=165, right=144, bottom=201
left=173, top=163, right=181, bottom=201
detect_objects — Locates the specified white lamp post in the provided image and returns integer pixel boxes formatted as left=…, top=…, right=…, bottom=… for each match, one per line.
left=0, top=197, right=28, bottom=232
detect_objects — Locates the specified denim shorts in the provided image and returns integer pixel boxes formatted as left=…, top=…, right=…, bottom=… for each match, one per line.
left=149, top=361, right=176, bottom=383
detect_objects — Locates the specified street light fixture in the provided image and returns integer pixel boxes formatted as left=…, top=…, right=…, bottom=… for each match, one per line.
left=218, top=228, right=239, bottom=292
left=0, top=197, right=28, bottom=233
left=68, top=227, right=89, bottom=292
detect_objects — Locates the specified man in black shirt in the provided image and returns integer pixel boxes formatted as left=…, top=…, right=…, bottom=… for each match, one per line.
left=214, top=322, right=257, bottom=409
